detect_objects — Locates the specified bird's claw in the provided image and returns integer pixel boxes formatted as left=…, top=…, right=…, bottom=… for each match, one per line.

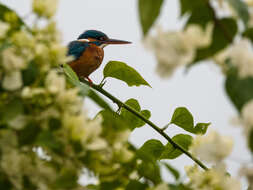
left=86, top=77, right=93, bottom=86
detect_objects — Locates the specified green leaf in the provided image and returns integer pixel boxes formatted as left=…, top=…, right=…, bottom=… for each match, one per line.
left=88, top=90, right=113, bottom=111
left=120, top=98, right=151, bottom=130
left=185, top=1, right=213, bottom=28
left=36, top=130, right=63, bottom=154
left=169, top=184, right=192, bottom=190
left=103, top=61, right=151, bottom=87
left=0, top=98, right=24, bottom=123
left=99, top=110, right=130, bottom=144
left=126, top=180, right=148, bottom=190
left=99, top=110, right=129, bottom=132
left=160, top=134, right=193, bottom=159
left=194, top=18, right=237, bottom=62
left=138, top=0, right=163, bottom=35
left=100, top=181, right=121, bottom=190
left=194, top=123, right=210, bottom=134
left=162, top=162, right=180, bottom=180
left=48, top=118, right=61, bottom=131
left=122, top=98, right=141, bottom=113
left=179, top=0, right=205, bottom=15
left=0, top=172, right=12, bottom=190
left=17, top=122, right=41, bottom=146
left=23, top=176, right=36, bottom=190
left=170, top=107, right=210, bottom=134
left=54, top=169, right=78, bottom=189
left=63, top=64, right=79, bottom=84
left=137, top=139, right=165, bottom=162
left=171, top=107, right=194, bottom=129
left=0, top=41, right=11, bottom=52
left=63, top=64, right=89, bottom=96
left=249, top=129, right=253, bottom=153
left=137, top=161, right=161, bottom=185
left=243, top=27, right=253, bottom=43
left=227, top=0, right=249, bottom=26
left=22, top=62, right=39, bottom=86
left=0, top=3, right=28, bottom=31
left=225, top=74, right=253, bottom=111
left=137, top=110, right=151, bottom=127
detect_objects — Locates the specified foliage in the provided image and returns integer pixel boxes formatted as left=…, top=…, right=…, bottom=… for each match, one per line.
left=140, top=0, right=253, bottom=188
left=138, top=0, right=164, bottom=35
left=0, top=0, right=251, bottom=189
left=103, top=61, right=151, bottom=87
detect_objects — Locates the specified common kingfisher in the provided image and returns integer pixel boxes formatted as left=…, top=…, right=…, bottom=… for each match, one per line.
left=67, top=30, right=131, bottom=83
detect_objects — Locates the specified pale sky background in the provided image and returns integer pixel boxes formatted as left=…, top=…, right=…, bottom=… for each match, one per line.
left=1, top=0, right=252, bottom=187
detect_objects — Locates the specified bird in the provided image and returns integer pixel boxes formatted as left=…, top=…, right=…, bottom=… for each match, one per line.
left=67, top=30, right=131, bottom=83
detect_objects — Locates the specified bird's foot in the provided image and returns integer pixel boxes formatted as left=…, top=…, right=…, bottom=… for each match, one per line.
left=86, top=77, right=93, bottom=86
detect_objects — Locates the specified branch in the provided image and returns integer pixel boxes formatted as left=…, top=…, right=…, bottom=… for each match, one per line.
left=80, top=79, right=209, bottom=171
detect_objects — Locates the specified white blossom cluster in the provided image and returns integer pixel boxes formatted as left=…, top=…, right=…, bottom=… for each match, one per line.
left=33, top=0, right=59, bottom=18
left=145, top=24, right=212, bottom=78
left=190, top=130, right=233, bottom=164
left=214, top=38, right=253, bottom=78
left=187, top=131, right=242, bottom=189
left=0, top=0, right=135, bottom=189
left=185, top=164, right=241, bottom=190
left=241, top=100, right=253, bottom=136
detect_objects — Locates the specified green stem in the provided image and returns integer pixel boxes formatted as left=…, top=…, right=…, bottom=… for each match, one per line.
left=81, top=79, right=209, bottom=171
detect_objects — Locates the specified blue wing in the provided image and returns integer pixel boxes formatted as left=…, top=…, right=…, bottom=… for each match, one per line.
left=67, top=41, right=89, bottom=60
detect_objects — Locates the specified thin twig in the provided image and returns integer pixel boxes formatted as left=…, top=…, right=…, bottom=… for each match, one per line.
left=80, top=78, right=209, bottom=171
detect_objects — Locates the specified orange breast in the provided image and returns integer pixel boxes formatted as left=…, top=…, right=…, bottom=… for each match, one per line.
left=69, top=44, right=104, bottom=78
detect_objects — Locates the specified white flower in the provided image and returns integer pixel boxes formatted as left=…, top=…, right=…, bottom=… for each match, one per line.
left=32, top=0, right=58, bottom=18
left=145, top=28, right=194, bottom=77
left=63, top=113, right=87, bottom=141
left=56, top=88, right=81, bottom=113
left=184, top=23, right=213, bottom=48
left=0, top=21, right=10, bottom=39
left=50, top=43, right=70, bottom=64
left=145, top=24, right=212, bottom=78
left=82, top=115, right=103, bottom=142
left=190, top=130, right=233, bottom=163
left=21, top=87, right=45, bottom=98
left=241, top=100, right=253, bottom=135
left=116, top=147, right=134, bottom=163
left=152, top=183, right=170, bottom=190
left=45, top=70, right=65, bottom=94
left=114, top=130, right=131, bottom=143
left=2, top=48, right=26, bottom=71
left=240, top=166, right=253, bottom=189
left=11, top=30, right=36, bottom=61
left=185, top=165, right=241, bottom=190
left=214, top=39, right=253, bottom=78
left=86, top=138, right=107, bottom=150
left=8, top=115, right=27, bottom=130
left=2, top=71, right=23, bottom=91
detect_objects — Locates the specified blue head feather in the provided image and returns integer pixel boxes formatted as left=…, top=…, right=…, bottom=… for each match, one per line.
left=78, top=30, right=108, bottom=40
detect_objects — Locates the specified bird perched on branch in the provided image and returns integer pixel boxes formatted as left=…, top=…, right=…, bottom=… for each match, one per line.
left=67, top=30, right=131, bottom=83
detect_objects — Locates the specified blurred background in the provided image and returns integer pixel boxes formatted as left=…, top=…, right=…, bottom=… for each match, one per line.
left=2, top=0, right=251, bottom=186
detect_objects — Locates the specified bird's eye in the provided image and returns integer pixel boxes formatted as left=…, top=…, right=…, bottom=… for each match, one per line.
left=100, top=37, right=105, bottom=41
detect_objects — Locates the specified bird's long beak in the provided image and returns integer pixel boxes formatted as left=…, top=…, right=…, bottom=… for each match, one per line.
left=104, top=38, right=131, bottom=45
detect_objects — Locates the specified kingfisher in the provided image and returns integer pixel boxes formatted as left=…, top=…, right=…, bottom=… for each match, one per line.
left=67, top=30, right=131, bottom=83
